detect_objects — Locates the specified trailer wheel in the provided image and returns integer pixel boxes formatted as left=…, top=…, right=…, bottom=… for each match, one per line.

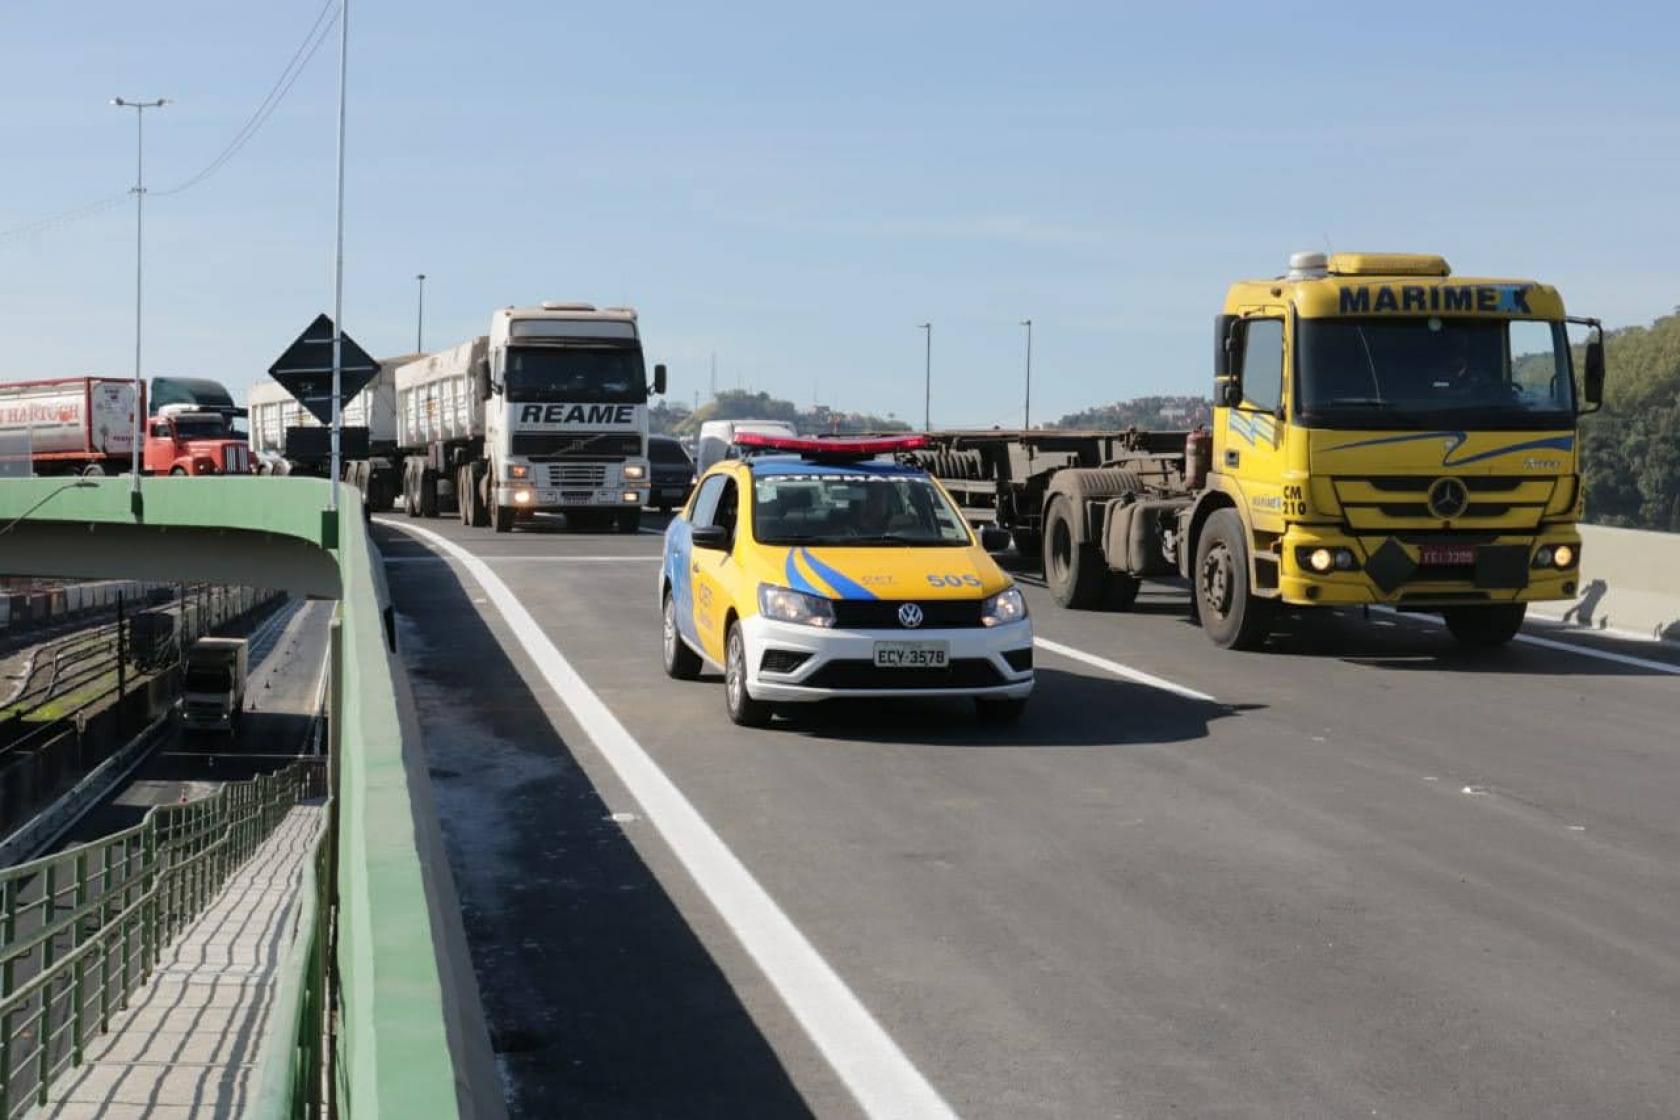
left=1043, top=496, right=1106, bottom=609
left=456, top=466, right=471, bottom=526
left=492, top=502, right=515, bottom=533
left=470, top=463, right=491, bottom=527
left=1194, top=508, right=1273, bottom=650
left=1442, top=604, right=1526, bottom=648
left=82, top=463, right=106, bottom=478
left=419, top=470, right=439, bottom=518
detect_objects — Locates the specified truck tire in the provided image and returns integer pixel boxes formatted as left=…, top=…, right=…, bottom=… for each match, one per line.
left=1442, top=604, right=1526, bottom=648
left=492, top=502, right=515, bottom=533
left=1043, top=495, right=1106, bottom=609
left=469, top=463, right=491, bottom=528
left=403, top=463, right=419, bottom=517
left=170, top=467, right=187, bottom=476
left=82, top=463, right=106, bottom=478
left=419, top=470, right=439, bottom=518
left=456, top=466, right=471, bottom=526
left=1193, top=508, right=1274, bottom=650
left=615, top=508, right=642, bottom=534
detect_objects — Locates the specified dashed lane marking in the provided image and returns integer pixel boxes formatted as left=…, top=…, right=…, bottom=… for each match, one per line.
left=386, top=520, right=959, bottom=1120
left=1033, top=637, right=1218, bottom=703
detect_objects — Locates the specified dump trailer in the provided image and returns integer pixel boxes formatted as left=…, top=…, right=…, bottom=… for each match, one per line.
left=394, top=302, right=667, bottom=533
left=0, top=376, right=248, bottom=476
left=916, top=251, right=1605, bottom=651
left=179, top=636, right=248, bottom=733
left=247, top=353, right=415, bottom=512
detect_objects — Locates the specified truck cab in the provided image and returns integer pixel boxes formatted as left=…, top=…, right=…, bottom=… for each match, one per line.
left=179, top=637, right=249, bottom=734
left=1191, top=251, right=1604, bottom=648
left=145, top=405, right=252, bottom=475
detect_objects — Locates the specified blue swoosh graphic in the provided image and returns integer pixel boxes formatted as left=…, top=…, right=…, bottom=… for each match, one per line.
left=798, top=548, right=878, bottom=600
left=1444, top=434, right=1574, bottom=466
left=785, top=548, right=824, bottom=596
left=1323, top=430, right=1573, bottom=466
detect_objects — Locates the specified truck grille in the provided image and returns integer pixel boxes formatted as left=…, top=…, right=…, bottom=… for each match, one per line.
left=513, top=432, right=640, bottom=459
left=1333, top=475, right=1555, bottom=531
left=546, top=463, right=607, bottom=488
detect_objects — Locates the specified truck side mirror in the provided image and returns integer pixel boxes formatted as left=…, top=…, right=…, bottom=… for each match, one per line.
left=652, top=363, right=668, bottom=396
left=1213, top=315, right=1241, bottom=406
left=474, top=358, right=492, bottom=400
left=1582, top=327, right=1605, bottom=410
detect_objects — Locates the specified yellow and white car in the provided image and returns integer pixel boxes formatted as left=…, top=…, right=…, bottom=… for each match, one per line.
left=657, top=434, right=1034, bottom=726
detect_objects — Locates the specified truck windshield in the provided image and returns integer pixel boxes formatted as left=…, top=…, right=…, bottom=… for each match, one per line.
left=505, top=346, right=647, bottom=403
left=170, top=414, right=230, bottom=439
left=184, top=667, right=232, bottom=692
left=753, top=471, right=971, bottom=546
left=1297, top=318, right=1575, bottom=429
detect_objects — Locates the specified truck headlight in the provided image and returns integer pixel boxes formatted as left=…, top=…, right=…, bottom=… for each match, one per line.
left=624, top=464, right=647, bottom=480
left=980, top=587, right=1027, bottom=627
left=507, top=464, right=529, bottom=480
left=758, top=583, right=835, bottom=628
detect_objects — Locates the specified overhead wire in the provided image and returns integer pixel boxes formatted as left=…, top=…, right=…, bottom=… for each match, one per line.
left=0, top=0, right=341, bottom=246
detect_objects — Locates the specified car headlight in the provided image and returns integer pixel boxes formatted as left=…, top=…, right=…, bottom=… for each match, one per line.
left=758, top=583, right=835, bottom=628
left=624, top=464, right=647, bottom=480
left=507, top=464, right=529, bottom=480
left=980, top=586, right=1027, bottom=627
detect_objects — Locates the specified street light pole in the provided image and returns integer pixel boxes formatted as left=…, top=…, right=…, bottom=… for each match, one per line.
left=329, top=0, right=350, bottom=513
left=1020, top=318, right=1033, bottom=430
left=918, top=322, right=932, bottom=431
left=111, top=97, right=168, bottom=512
left=415, top=273, right=426, bottom=353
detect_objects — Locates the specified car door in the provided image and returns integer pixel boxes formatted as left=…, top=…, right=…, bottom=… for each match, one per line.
left=670, top=474, right=726, bottom=653
left=690, top=473, right=742, bottom=664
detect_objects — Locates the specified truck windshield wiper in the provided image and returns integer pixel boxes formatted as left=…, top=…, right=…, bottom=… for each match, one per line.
left=1321, top=397, right=1391, bottom=408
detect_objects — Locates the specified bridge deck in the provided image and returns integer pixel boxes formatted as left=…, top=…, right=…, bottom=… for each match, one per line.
left=35, top=804, right=324, bottom=1119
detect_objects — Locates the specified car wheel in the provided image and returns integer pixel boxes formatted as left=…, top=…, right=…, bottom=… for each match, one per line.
left=725, top=621, right=771, bottom=727
left=662, top=591, right=702, bottom=680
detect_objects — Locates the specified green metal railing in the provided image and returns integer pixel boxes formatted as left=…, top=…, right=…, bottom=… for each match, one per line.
left=0, top=757, right=325, bottom=1118
left=253, top=810, right=332, bottom=1119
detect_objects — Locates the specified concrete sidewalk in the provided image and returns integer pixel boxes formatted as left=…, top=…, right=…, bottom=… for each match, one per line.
left=36, top=804, right=325, bottom=1119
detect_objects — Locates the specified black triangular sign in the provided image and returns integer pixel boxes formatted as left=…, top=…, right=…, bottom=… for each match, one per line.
left=268, top=312, right=380, bottom=425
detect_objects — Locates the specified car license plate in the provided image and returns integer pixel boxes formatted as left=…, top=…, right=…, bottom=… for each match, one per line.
left=872, top=641, right=949, bottom=668
left=1419, top=543, right=1476, bottom=566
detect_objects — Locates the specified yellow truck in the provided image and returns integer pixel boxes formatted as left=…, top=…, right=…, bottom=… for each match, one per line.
left=915, top=251, right=1605, bottom=650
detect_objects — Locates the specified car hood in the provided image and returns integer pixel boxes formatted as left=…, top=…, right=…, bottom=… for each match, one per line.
left=760, top=544, right=1013, bottom=601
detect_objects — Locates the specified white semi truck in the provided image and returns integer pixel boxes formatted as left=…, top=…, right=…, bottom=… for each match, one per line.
left=395, top=302, right=666, bottom=533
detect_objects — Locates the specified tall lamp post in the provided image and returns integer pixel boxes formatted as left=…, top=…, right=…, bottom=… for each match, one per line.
left=1020, top=318, right=1033, bottom=430
left=329, top=0, right=350, bottom=512
left=415, top=273, right=427, bottom=352
left=111, top=96, right=168, bottom=513
left=918, top=322, right=932, bottom=431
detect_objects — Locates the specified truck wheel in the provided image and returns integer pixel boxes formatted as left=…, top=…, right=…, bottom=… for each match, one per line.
left=82, top=463, right=106, bottom=478
left=170, top=467, right=187, bottom=476
left=724, top=621, right=771, bottom=727
left=403, top=464, right=419, bottom=518
left=1194, top=508, right=1273, bottom=650
left=456, top=466, right=472, bottom=526
left=420, top=471, right=439, bottom=518
left=1043, top=496, right=1106, bottom=609
left=662, top=590, right=702, bottom=680
left=470, top=464, right=491, bottom=528
left=492, top=503, right=515, bottom=533
left=1442, top=604, right=1526, bottom=648
left=615, top=508, right=642, bottom=534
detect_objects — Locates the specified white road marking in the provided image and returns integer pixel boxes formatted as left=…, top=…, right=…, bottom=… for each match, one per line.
left=383, top=555, right=660, bottom=564
left=1033, top=637, right=1217, bottom=702
left=1378, top=608, right=1680, bottom=676
left=387, top=520, right=958, bottom=1120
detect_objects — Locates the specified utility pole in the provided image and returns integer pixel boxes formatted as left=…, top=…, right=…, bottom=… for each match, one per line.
left=918, top=323, right=932, bottom=431
left=415, top=273, right=426, bottom=353
left=329, top=0, right=351, bottom=511
left=1020, top=318, right=1033, bottom=430
left=111, top=97, right=168, bottom=515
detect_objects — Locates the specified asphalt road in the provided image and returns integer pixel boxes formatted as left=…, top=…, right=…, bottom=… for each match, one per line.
left=374, top=512, right=1680, bottom=1120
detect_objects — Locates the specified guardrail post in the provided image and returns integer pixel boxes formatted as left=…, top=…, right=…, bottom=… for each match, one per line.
left=100, top=845, right=113, bottom=1033
left=1, top=878, right=13, bottom=1115
left=37, top=863, right=56, bottom=1106
left=140, top=817, right=157, bottom=985
left=72, top=851, right=87, bottom=1064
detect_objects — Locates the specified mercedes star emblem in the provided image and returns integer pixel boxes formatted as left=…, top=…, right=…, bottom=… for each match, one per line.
left=1427, top=477, right=1469, bottom=520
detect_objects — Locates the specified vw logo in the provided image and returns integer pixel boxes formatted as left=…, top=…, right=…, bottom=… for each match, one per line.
left=1427, top=477, right=1469, bottom=520
left=896, top=602, right=924, bottom=629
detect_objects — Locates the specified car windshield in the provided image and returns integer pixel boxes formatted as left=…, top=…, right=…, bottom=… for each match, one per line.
left=650, top=440, right=691, bottom=465
left=752, top=470, right=971, bottom=546
left=184, top=668, right=231, bottom=692
left=505, top=346, right=647, bottom=403
left=1297, top=317, right=1575, bottom=429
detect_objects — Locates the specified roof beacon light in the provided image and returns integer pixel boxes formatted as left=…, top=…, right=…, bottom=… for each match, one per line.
left=732, top=432, right=929, bottom=460
left=1288, top=251, right=1329, bottom=280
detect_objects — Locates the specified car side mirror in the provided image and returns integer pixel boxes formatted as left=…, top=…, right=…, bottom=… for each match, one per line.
left=1582, top=328, right=1605, bottom=410
left=979, top=525, right=1011, bottom=552
left=652, top=363, right=668, bottom=396
left=473, top=358, right=493, bottom=400
left=691, top=524, right=729, bottom=550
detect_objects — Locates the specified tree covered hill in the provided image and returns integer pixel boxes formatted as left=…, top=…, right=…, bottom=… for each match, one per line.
left=648, top=390, right=911, bottom=437
left=1049, top=395, right=1212, bottom=431
left=1580, top=311, right=1680, bottom=531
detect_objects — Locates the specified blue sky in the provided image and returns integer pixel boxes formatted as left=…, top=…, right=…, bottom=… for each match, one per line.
left=2, top=1, right=1676, bottom=427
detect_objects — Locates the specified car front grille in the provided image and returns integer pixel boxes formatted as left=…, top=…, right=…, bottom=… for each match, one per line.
left=830, top=600, right=985, bottom=629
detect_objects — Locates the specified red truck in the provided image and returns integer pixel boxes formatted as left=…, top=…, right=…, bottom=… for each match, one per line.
left=0, top=376, right=249, bottom=477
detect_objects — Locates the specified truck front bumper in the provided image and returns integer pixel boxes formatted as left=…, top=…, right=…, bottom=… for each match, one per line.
left=495, top=484, right=644, bottom=510
left=1277, top=525, right=1583, bottom=607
